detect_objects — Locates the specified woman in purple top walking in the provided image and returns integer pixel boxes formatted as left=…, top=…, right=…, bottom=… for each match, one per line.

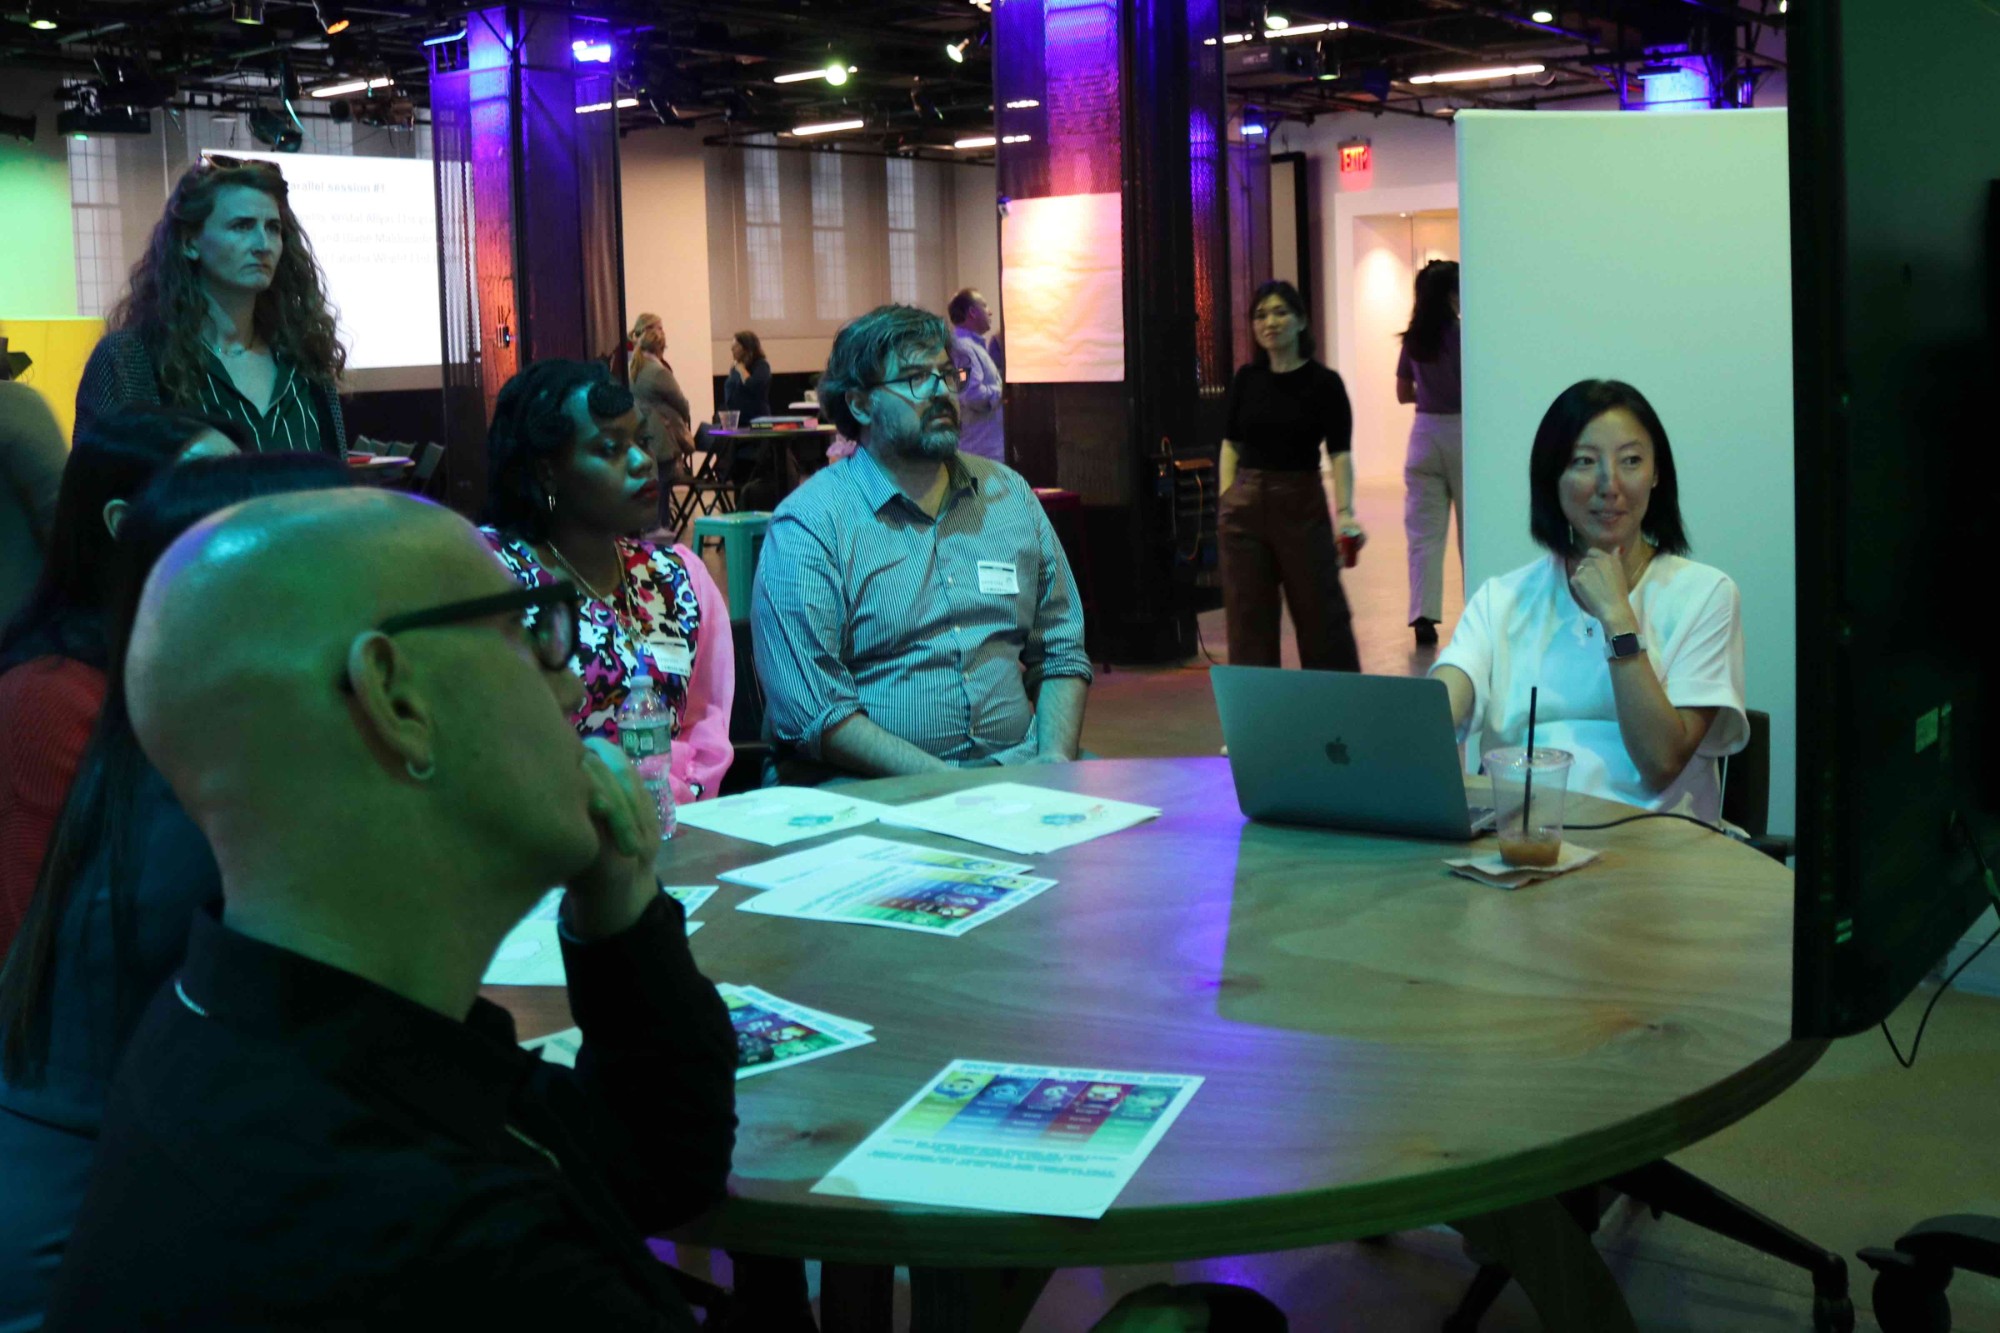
left=1396, top=259, right=1464, bottom=647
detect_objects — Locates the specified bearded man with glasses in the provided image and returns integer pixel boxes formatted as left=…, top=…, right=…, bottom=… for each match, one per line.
left=752, top=304, right=1092, bottom=784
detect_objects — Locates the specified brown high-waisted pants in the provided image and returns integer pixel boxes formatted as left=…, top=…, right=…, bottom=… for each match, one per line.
left=1217, top=467, right=1361, bottom=671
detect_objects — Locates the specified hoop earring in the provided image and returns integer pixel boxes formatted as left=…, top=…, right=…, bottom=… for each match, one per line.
left=406, top=757, right=435, bottom=782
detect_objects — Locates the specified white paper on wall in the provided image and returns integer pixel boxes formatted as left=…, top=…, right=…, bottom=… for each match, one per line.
left=999, top=192, right=1125, bottom=384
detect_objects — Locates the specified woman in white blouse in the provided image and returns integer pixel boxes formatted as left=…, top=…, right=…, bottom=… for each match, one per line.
left=1431, top=380, right=1748, bottom=824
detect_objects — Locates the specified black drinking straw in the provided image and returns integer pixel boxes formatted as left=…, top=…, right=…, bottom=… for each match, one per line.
left=1523, top=686, right=1540, bottom=837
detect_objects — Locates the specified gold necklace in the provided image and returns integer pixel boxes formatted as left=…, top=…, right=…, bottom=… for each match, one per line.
left=542, top=538, right=622, bottom=602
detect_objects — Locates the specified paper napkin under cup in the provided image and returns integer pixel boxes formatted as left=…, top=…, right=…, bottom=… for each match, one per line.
left=1444, top=841, right=1600, bottom=890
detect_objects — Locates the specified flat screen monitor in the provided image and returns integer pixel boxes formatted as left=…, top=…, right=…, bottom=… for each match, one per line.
left=1788, top=0, right=2000, bottom=1038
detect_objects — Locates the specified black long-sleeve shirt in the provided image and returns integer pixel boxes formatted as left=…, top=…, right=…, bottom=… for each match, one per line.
left=44, top=892, right=735, bottom=1331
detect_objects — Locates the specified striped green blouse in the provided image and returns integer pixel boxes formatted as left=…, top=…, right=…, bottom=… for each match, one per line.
left=194, top=349, right=338, bottom=456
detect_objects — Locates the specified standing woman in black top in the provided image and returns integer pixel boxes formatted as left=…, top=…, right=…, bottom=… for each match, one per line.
left=75, top=157, right=347, bottom=456
left=1217, top=280, right=1363, bottom=671
left=722, top=329, right=773, bottom=422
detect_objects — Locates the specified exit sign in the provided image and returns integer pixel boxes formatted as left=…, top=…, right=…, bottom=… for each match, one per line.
left=1338, top=139, right=1372, bottom=173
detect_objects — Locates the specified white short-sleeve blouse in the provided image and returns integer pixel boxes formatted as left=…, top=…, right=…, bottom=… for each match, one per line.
left=1432, top=553, right=1749, bottom=824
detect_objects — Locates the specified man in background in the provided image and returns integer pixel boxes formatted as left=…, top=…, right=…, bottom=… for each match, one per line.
left=946, top=288, right=1005, bottom=465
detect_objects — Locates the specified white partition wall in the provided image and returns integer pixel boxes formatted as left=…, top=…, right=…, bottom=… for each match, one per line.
left=1457, top=109, right=1796, bottom=834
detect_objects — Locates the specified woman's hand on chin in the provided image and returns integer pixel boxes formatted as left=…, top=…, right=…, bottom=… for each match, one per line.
left=1569, top=547, right=1638, bottom=634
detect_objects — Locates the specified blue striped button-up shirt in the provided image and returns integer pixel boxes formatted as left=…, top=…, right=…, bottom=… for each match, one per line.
left=752, top=446, right=1092, bottom=765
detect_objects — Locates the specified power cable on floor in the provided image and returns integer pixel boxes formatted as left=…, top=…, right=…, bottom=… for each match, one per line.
left=1880, top=813, right=2000, bottom=1069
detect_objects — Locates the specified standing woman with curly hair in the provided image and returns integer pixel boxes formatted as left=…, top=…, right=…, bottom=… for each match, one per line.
left=75, top=156, right=348, bottom=456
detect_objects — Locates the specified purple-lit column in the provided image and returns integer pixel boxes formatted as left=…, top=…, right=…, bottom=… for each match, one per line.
left=994, top=0, right=1227, bottom=663
left=428, top=7, right=624, bottom=514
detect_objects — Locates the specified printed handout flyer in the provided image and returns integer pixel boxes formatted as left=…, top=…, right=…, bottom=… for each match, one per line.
left=720, top=834, right=1033, bottom=893
left=881, top=783, right=1161, bottom=855
left=528, top=986, right=875, bottom=1078
left=735, top=865, right=1056, bottom=937
left=813, top=1060, right=1203, bottom=1219
left=721, top=983, right=875, bottom=1079
left=674, top=787, right=897, bottom=846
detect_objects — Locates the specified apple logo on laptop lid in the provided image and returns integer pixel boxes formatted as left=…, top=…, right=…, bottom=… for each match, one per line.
left=1325, top=738, right=1351, bottom=765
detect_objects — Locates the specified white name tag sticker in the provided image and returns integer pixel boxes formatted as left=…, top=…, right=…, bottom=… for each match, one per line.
left=646, top=633, right=694, bottom=679
left=976, top=560, right=1021, bottom=596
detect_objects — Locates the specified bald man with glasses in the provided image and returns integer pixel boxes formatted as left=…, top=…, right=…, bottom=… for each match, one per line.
left=44, top=490, right=734, bottom=1330
left=752, top=303, right=1092, bottom=784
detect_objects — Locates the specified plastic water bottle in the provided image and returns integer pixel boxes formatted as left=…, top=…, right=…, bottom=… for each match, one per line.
left=616, top=673, right=676, bottom=841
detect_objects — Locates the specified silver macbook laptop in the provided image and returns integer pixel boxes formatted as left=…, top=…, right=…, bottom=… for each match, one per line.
left=1211, top=665, right=1495, bottom=840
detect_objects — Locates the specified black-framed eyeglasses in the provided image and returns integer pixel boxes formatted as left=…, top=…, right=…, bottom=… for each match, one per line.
left=339, top=581, right=581, bottom=689
left=866, top=363, right=970, bottom=399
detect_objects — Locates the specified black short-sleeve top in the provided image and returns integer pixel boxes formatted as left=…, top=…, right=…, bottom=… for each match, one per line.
left=1222, top=360, right=1353, bottom=472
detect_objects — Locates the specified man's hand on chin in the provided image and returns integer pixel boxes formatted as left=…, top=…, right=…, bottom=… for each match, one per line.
left=563, top=737, right=661, bottom=941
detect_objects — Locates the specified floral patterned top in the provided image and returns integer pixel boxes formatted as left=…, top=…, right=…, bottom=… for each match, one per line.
left=479, top=529, right=735, bottom=802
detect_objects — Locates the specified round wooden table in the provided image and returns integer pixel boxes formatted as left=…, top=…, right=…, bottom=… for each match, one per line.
left=496, top=758, right=1820, bottom=1332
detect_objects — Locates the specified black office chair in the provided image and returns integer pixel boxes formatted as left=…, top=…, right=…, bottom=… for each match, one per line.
left=716, top=617, right=767, bottom=797
left=1444, top=705, right=1854, bottom=1333
left=1722, top=708, right=1795, bottom=863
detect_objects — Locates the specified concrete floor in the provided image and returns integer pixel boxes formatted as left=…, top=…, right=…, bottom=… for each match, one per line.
left=707, top=481, right=2000, bottom=1330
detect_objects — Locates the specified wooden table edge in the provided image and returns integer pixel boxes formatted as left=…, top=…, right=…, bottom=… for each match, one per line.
left=670, top=1036, right=1828, bottom=1269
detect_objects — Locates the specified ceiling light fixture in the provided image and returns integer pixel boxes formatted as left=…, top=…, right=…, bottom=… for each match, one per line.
left=773, top=64, right=857, bottom=85
left=310, top=75, right=391, bottom=98
left=312, top=0, right=349, bottom=35
left=575, top=98, right=641, bottom=114
left=1004, top=99, right=1040, bottom=109
left=1001, top=133, right=1031, bottom=144
left=1407, top=62, right=1546, bottom=84
left=791, top=118, right=865, bottom=136
left=571, top=38, right=613, bottom=64
left=23, top=0, right=59, bottom=30
left=946, top=38, right=969, bottom=63
left=953, top=134, right=997, bottom=149
left=230, top=0, right=266, bottom=25
left=1264, top=10, right=1289, bottom=30
left=421, top=26, right=467, bottom=47
left=1530, top=8, right=1555, bottom=21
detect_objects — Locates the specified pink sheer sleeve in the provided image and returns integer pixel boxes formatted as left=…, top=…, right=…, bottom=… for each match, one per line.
left=669, top=544, right=737, bottom=803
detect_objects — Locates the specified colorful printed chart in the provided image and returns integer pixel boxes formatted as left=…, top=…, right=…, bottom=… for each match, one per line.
left=720, top=835, right=1032, bottom=893
left=674, top=787, right=897, bottom=847
left=736, top=864, right=1055, bottom=938
left=722, top=984, right=874, bottom=1079
left=482, top=885, right=713, bottom=987
left=880, top=783, right=1161, bottom=855
left=813, top=1060, right=1203, bottom=1219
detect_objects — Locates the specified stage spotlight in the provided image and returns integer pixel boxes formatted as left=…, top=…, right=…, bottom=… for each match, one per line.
left=823, top=62, right=848, bottom=86
left=0, top=112, right=35, bottom=142
left=231, top=0, right=266, bottom=25
left=248, top=105, right=301, bottom=151
left=946, top=39, right=968, bottom=63
left=312, top=0, right=350, bottom=35
left=24, top=0, right=58, bottom=30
